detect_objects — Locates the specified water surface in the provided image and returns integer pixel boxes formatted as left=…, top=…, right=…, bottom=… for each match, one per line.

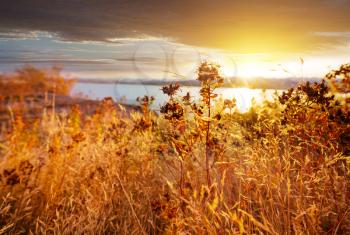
left=72, top=82, right=282, bottom=112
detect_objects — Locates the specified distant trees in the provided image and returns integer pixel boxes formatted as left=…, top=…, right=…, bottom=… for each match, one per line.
left=0, top=66, right=75, bottom=131
left=0, top=65, right=75, bottom=102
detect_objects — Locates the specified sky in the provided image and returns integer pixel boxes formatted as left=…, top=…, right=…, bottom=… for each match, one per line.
left=0, top=0, right=350, bottom=81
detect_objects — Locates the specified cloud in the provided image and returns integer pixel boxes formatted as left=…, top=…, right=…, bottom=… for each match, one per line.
left=0, top=30, right=54, bottom=40
left=0, top=58, right=115, bottom=65
left=313, top=32, right=350, bottom=37
left=0, top=0, right=350, bottom=53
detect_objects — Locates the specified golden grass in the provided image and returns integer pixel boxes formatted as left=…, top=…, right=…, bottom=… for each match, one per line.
left=0, top=63, right=349, bottom=234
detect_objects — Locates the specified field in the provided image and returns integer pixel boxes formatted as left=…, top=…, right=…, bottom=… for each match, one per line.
left=0, top=63, right=349, bottom=234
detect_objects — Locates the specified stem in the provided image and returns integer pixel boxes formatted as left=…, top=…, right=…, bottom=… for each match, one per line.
left=180, top=158, right=184, bottom=195
left=205, top=87, right=211, bottom=186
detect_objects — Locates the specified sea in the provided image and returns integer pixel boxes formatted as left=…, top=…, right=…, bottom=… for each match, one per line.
left=72, top=82, right=283, bottom=113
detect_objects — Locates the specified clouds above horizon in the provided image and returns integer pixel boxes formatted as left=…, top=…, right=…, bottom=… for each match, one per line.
left=0, top=35, right=210, bottom=80
left=0, top=0, right=350, bottom=80
left=0, top=0, right=350, bottom=53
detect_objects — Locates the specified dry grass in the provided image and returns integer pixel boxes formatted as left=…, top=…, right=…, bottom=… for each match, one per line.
left=0, top=63, right=349, bottom=234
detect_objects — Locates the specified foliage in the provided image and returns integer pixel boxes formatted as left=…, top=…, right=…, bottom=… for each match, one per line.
left=0, top=65, right=75, bottom=99
left=0, top=66, right=76, bottom=133
left=0, top=63, right=349, bottom=234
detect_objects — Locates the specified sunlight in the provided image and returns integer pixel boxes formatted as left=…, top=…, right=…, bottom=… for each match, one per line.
left=219, top=87, right=263, bottom=112
left=216, top=54, right=287, bottom=79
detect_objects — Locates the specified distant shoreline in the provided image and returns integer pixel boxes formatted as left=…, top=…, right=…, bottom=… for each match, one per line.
left=76, top=77, right=321, bottom=90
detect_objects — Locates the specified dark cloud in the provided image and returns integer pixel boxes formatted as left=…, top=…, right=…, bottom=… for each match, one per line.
left=0, top=58, right=114, bottom=65
left=1, top=0, right=350, bottom=52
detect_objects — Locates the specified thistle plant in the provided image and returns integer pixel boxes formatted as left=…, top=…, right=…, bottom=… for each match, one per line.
left=134, top=95, right=155, bottom=131
left=326, top=63, right=350, bottom=94
left=278, top=74, right=350, bottom=169
left=160, top=83, right=187, bottom=194
left=160, top=83, right=184, bottom=122
left=196, top=61, right=224, bottom=186
left=160, top=62, right=225, bottom=187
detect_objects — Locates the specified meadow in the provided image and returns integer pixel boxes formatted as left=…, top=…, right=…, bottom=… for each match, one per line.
left=0, top=63, right=349, bottom=234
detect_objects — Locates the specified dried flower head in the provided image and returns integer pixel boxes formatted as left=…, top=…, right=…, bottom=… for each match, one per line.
left=136, top=95, right=155, bottom=116
left=182, top=92, right=192, bottom=105
left=197, top=61, right=224, bottom=86
left=160, top=102, right=184, bottom=121
left=224, top=98, right=236, bottom=110
left=325, top=63, right=350, bottom=92
left=161, top=83, right=180, bottom=97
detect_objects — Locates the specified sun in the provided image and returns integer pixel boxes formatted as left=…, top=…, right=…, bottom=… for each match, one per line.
left=209, top=53, right=275, bottom=79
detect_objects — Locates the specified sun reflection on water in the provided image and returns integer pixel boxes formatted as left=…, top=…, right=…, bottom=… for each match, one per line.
left=217, top=87, right=280, bottom=112
left=73, top=83, right=282, bottom=113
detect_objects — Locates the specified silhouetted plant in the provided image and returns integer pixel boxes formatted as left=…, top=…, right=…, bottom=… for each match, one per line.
left=159, top=62, right=225, bottom=187
left=326, top=63, right=350, bottom=93
left=196, top=61, right=224, bottom=186
left=278, top=68, right=350, bottom=169
left=134, top=95, right=155, bottom=132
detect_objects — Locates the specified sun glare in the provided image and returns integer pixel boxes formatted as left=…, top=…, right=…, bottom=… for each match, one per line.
left=219, top=87, right=266, bottom=112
